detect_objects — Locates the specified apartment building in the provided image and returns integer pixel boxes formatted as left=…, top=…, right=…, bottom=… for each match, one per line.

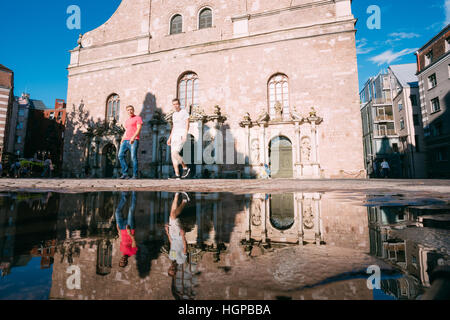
left=388, top=64, right=426, bottom=178
left=360, top=73, right=401, bottom=178
left=416, top=24, right=450, bottom=178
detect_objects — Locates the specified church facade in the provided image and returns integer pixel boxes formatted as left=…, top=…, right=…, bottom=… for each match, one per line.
left=62, top=0, right=365, bottom=179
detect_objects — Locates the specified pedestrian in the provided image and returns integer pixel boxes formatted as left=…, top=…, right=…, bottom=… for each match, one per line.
left=118, top=105, right=143, bottom=179
left=381, top=159, right=390, bottom=178
left=167, top=99, right=191, bottom=180
left=372, top=160, right=378, bottom=178
left=42, top=157, right=53, bottom=178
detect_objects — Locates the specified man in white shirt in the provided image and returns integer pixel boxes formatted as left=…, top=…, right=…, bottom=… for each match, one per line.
left=167, top=99, right=191, bottom=179
left=381, top=159, right=390, bottom=178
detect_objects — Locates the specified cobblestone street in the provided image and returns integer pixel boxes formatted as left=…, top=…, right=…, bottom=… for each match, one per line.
left=0, top=178, right=449, bottom=195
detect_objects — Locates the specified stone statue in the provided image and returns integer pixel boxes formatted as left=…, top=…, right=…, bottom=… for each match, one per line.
left=273, top=101, right=283, bottom=120
left=256, top=110, right=270, bottom=123
left=309, top=107, right=317, bottom=118
left=250, top=139, right=260, bottom=164
left=303, top=204, right=314, bottom=229
left=251, top=200, right=262, bottom=226
left=301, top=137, right=311, bottom=162
left=77, top=34, right=83, bottom=48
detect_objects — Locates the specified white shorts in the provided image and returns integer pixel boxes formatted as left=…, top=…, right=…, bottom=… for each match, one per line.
left=171, top=133, right=185, bottom=154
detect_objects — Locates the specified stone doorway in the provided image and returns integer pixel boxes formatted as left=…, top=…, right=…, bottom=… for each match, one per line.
left=269, top=136, right=293, bottom=178
left=269, top=193, right=295, bottom=230
left=103, top=144, right=117, bottom=178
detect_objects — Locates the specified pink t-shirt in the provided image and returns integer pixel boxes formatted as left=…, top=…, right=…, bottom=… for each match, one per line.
left=120, top=229, right=138, bottom=257
left=124, top=115, right=143, bottom=141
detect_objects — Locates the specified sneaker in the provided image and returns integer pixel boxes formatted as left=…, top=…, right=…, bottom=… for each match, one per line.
left=120, top=174, right=129, bottom=180
left=181, top=192, right=190, bottom=202
left=169, top=175, right=181, bottom=180
left=181, top=167, right=191, bottom=179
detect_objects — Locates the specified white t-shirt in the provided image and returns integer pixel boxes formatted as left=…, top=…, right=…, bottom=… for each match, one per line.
left=169, top=218, right=187, bottom=265
left=381, top=161, right=390, bottom=169
left=172, top=109, right=189, bottom=135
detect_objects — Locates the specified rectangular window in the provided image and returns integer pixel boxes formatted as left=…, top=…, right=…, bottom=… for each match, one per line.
left=57, top=112, right=62, bottom=120
left=49, top=112, right=55, bottom=119
left=18, top=109, right=25, bottom=117
left=393, top=143, right=399, bottom=153
left=398, top=103, right=403, bottom=111
left=410, top=95, right=417, bottom=106
left=415, top=135, right=420, bottom=152
left=428, top=74, right=437, bottom=89
left=400, top=118, right=405, bottom=130
left=446, top=37, right=450, bottom=52
left=16, top=136, right=22, bottom=144
left=413, top=114, right=420, bottom=126
left=16, top=122, right=23, bottom=130
left=436, top=148, right=448, bottom=161
left=431, top=122, right=443, bottom=137
left=425, top=51, right=433, bottom=66
left=431, top=98, right=441, bottom=113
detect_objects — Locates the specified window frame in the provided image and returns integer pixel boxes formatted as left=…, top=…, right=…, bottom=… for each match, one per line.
left=431, top=97, right=441, bottom=113
left=106, top=94, right=120, bottom=122
left=267, top=73, right=290, bottom=119
left=198, top=7, right=213, bottom=30
left=428, top=73, right=437, bottom=89
left=169, top=14, right=183, bottom=35
left=177, top=72, right=199, bottom=111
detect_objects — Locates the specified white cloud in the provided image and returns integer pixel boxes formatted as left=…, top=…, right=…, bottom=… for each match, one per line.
left=369, top=48, right=418, bottom=66
left=388, top=32, right=420, bottom=39
left=445, top=0, right=450, bottom=26
left=356, top=38, right=375, bottom=55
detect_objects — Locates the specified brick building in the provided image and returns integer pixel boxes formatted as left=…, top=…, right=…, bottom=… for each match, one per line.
left=0, top=64, right=15, bottom=161
left=63, top=0, right=365, bottom=179
left=25, top=99, right=67, bottom=172
left=416, top=24, right=450, bottom=178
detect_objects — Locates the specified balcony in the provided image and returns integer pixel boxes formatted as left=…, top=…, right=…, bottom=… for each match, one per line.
left=372, top=97, right=392, bottom=105
left=375, top=114, right=394, bottom=122
left=375, top=129, right=397, bottom=137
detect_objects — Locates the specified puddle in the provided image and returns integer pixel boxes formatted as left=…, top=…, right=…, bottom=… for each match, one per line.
left=0, top=191, right=448, bottom=300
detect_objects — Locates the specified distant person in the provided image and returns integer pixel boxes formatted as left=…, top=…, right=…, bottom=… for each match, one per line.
left=42, top=157, right=53, bottom=178
left=167, top=99, right=190, bottom=180
left=381, top=159, right=390, bottom=178
left=260, top=163, right=271, bottom=179
left=118, top=105, right=143, bottom=179
left=372, top=160, right=378, bottom=178
left=115, top=192, right=138, bottom=268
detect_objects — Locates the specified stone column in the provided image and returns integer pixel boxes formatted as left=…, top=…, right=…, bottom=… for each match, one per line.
left=295, top=124, right=302, bottom=178
left=244, top=195, right=251, bottom=241
left=295, top=193, right=304, bottom=245
left=195, top=121, right=204, bottom=178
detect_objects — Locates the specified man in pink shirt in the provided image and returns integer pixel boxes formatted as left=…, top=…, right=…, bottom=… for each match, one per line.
left=119, top=105, right=143, bottom=179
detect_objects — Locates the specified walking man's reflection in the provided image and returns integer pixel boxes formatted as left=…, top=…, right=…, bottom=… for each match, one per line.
left=115, top=191, right=137, bottom=268
left=165, top=192, right=197, bottom=300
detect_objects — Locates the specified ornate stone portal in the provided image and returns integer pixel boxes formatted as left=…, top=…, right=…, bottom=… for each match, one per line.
left=83, top=120, right=125, bottom=178
left=244, top=193, right=324, bottom=245
left=240, top=106, right=323, bottom=179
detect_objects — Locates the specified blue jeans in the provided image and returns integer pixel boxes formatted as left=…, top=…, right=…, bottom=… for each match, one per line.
left=115, top=192, right=136, bottom=230
left=118, top=140, right=139, bottom=177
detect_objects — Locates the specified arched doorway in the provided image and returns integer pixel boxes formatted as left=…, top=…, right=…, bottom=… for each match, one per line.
left=103, top=144, right=117, bottom=178
left=269, top=136, right=293, bottom=178
left=270, top=193, right=294, bottom=230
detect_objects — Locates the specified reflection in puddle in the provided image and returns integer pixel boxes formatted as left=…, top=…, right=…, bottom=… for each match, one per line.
left=0, top=191, right=448, bottom=300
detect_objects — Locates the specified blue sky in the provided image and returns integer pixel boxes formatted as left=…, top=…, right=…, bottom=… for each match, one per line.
left=0, top=0, right=448, bottom=107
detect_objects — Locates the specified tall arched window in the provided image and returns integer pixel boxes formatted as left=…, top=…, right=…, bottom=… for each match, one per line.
left=178, top=73, right=199, bottom=110
left=268, top=74, right=289, bottom=117
left=170, top=14, right=183, bottom=35
left=199, top=8, right=212, bottom=29
left=106, top=94, right=120, bottom=122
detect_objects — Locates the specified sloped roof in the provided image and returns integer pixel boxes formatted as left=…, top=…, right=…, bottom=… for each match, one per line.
left=0, top=64, right=13, bottom=73
left=389, top=64, right=419, bottom=88
left=30, top=99, right=48, bottom=110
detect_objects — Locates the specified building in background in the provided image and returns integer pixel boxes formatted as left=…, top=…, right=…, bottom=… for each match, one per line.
left=8, top=93, right=47, bottom=159
left=360, top=72, right=401, bottom=178
left=0, top=64, right=15, bottom=161
left=416, top=24, right=450, bottom=178
left=388, top=64, right=426, bottom=178
left=25, top=99, right=67, bottom=172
